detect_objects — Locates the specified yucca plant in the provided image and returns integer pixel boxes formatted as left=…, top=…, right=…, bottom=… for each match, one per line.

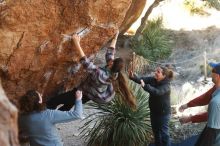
left=80, top=81, right=152, bottom=146
left=132, top=17, right=171, bottom=61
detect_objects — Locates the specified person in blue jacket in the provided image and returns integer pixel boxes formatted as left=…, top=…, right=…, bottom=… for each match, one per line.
left=19, top=89, right=83, bottom=146
left=129, top=66, right=174, bottom=146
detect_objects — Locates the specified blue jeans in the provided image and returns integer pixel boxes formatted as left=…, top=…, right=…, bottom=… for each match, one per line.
left=150, top=114, right=171, bottom=146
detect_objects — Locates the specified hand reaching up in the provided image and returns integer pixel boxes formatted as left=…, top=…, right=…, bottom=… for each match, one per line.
left=71, top=34, right=85, bottom=57
left=110, top=30, right=120, bottom=48
left=72, top=34, right=81, bottom=45
left=75, top=90, right=82, bottom=101
left=140, top=79, right=145, bottom=87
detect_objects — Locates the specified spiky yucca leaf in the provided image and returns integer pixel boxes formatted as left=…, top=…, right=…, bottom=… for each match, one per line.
left=132, top=17, right=171, bottom=61
left=80, top=81, right=152, bottom=146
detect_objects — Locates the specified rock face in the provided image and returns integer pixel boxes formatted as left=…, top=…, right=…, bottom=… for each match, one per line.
left=0, top=0, right=133, bottom=104
left=0, top=80, right=18, bottom=146
left=0, top=0, right=146, bottom=145
left=120, top=0, right=147, bottom=33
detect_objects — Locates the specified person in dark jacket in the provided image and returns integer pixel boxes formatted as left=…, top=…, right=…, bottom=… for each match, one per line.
left=46, top=31, right=136, bottom=111
left=129, top=66, right=174, bottom=146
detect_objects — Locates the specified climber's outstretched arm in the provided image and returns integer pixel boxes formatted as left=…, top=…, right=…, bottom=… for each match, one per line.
left=72, top=34, right=85, bottom=58
left=105, top=30, right=120, bottom=65
left=109, top=30, right=119, bottom=48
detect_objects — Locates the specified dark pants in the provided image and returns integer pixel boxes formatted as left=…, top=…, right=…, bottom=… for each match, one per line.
left=150, top=114, right=171, bottom=146
left=46, top=88, right=90, bottom=111
left=195, top=125, right=220, bottom=146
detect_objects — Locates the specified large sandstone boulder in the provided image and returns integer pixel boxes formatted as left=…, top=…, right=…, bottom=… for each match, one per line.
left=0, top=0, right=147, bottom=103
left=0, top=0, right=133, bottom=104
left=0, top=0, right=147, bottom=145
left=120, top=0, right=147, bottom=33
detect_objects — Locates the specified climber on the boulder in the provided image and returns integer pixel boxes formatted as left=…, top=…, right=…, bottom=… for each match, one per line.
left=46, top=31, right=136, bottom=111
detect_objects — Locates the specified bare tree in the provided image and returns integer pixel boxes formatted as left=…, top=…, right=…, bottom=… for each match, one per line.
left=135, top=0, right=164, bottom=37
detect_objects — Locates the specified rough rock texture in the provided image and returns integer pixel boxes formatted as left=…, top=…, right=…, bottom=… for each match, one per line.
left=0, top=0, right=146, bottom=144
left=0, top=80, right=18, bottom=146
left=0, top=0, right=133, bottom=105
left=120, top=0, right=147, bottom=34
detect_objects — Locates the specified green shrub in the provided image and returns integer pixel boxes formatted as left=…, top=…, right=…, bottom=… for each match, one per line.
left=132, top=17, right=171, bottom=61
left=183, top=0, right=208, bottom=15
left=183, top=0, right=220, bottom=15
left=80, top=81, right=152, bottom=146
left=205, top=0, right=220, bottom=10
